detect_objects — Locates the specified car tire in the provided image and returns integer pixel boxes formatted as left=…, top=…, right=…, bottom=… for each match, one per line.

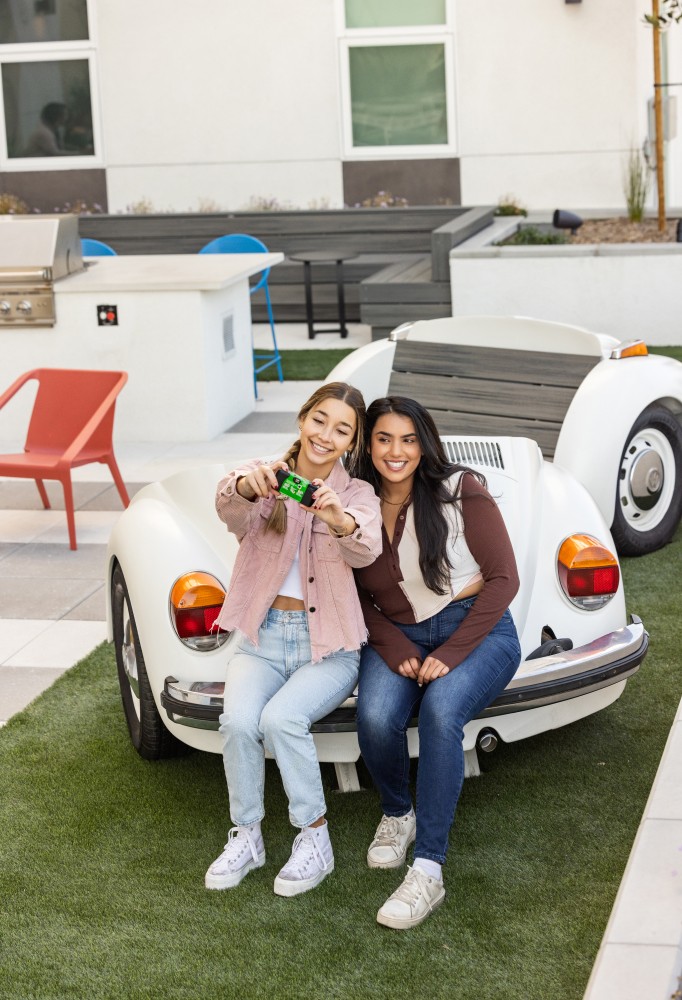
left=611, top=404, right=682, bottom=556
left=111, top=563, right=188, bottom=759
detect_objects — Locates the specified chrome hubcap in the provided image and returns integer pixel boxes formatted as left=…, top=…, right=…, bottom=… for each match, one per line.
left=628, top=449, right=663, bottom=508
left=619, top=428, right=675, bottom=530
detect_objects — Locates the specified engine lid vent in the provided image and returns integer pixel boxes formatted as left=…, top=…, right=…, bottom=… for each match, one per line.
left=442, top=438, right=505, bottom=470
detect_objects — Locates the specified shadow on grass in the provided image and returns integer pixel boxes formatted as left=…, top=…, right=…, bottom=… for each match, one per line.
left=0, top=527, right=680, bottom=1000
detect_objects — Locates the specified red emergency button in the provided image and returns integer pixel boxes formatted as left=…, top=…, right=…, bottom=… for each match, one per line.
left=97, top=304, right=118, bottom=326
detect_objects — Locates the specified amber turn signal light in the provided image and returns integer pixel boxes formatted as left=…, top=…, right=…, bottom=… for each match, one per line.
left=610, top=340, right=648, bottom=360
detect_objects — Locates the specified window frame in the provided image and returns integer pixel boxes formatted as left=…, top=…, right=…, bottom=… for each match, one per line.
left=336, top=1, right=457, bottom=160
left=0, top=0, right=102, bottom=171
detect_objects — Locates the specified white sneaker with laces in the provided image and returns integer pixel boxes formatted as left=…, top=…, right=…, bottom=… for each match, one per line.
left=205, top=827, right=265, bottom=890
left=367, top=812, right=416, bottom=869
left=376, top=866, right=446, bottom=929
left=273, top=827, right=334, bottom=897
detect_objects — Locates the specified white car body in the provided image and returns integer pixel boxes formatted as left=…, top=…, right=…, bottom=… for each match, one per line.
left=329, top=316, right=682, bottom=557
left=107, top=428, right=647, bottom=788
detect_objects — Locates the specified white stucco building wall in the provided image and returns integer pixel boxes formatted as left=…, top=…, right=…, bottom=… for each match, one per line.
left=454, top=0, right=673, bottom=211
left=96, top=0, right=346, bottom=212
left=2, top=0, right=680, bottom=214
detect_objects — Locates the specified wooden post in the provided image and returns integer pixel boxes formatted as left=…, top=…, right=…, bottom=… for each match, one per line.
left=652, top=0, right=666, bottom=232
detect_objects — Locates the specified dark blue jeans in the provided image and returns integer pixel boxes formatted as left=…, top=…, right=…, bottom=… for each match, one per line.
left=357, top=598, right=521, bottom=865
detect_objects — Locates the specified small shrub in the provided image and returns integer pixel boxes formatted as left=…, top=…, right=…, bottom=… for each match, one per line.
left=53, top=199, right=105, bottom=215
left=496, top=193, right=528, bottom=217
left=0, top=192, right=29, bottom=214
left=624, top=147, right=650, bottom=223
left=496, top=225, right=568, bottom=246
left=360, top=190, right=409, bottom=208
left=195, top=197, right=223, bottom=213
left=306, top=197, right=333, bottom=210
left=125, top=197, right=156, bottom=214
left=241, top=195, right=296, bottom=212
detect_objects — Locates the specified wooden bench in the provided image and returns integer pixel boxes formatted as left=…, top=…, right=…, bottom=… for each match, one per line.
left=359, top=207, right=495, bottom=339
left=388, top=340, right=599, bottom=458
left=360, top=255, right=452, bottom=341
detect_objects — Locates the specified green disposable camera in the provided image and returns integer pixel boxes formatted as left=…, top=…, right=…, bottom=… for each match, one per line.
left=275, top=468, right=317, bottom=506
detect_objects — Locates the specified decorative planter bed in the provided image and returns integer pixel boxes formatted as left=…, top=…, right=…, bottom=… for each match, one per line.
left=449, top=218, right=682, bottom=346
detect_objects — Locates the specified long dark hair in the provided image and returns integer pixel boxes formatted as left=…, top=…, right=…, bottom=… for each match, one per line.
left=357, top=396, right=486, bottom=594
left=267, top=381, right=366, bottom=534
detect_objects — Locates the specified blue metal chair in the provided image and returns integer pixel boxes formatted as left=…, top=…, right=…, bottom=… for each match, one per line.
left=199, top=233, right=283, bottom=396
left=81, top=238, right=117, bottom=256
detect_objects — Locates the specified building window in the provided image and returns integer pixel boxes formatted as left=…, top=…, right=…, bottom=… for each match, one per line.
left=338, top=0, right=455, bottom=158
left=0, top=0, right=100, bottom=169
left=344, top=0, right=446, bottom=30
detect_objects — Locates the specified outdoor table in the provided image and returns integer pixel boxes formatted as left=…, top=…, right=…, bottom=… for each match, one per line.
left=289, top=250, right=357, bottom=339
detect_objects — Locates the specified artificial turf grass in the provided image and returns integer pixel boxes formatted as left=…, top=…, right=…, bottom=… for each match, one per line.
left=648, top=344, right=682, bottom=363
left=255, top=348, right=354, bottom=382
left=0, top=529, right=680, bottom=1000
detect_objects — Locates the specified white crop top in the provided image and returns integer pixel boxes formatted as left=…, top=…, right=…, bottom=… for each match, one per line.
left=277, top=542, right=304, bottom=601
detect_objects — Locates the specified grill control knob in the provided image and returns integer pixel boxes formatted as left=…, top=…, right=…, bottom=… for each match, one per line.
left=16, top=300, right=32, bottom=315
left=0, top=300, right=11, bottom=315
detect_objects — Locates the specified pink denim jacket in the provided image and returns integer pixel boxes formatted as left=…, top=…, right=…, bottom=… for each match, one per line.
left=214, top=458, right=382, bottom=662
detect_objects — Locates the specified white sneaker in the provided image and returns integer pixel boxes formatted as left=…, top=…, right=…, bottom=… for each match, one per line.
left=367, top=812, right=416, bottom=869
left=273, top=827, right=334, bottom=897
left=376, top=866, right=445, bottom=929
left=205, top=827, right=265, bottom=890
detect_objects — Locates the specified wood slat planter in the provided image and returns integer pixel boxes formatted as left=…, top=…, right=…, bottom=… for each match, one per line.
left=79, top=207, right=463, bottom=255
left=79, top=206, right=493, bottom=331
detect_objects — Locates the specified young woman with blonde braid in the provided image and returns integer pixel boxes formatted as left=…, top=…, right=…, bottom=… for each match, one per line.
left=206, top=383, right=381, bottom=897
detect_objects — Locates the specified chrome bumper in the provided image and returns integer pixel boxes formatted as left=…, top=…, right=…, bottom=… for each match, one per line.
left=160, top=618, right=647, bottom=733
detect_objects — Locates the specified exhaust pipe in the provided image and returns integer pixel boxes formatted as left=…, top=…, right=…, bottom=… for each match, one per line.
left=476, top=728, right=498, bottom=753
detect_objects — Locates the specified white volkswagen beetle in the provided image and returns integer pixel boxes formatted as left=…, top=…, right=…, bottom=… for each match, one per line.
left=107, top=316, right=672, bottom=789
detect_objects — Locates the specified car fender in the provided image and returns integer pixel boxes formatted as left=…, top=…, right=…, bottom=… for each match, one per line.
left=328, top=338, right=395, bottom=404
left=106, top=481, right=237, bottom=714
left=554, top=354, right=682, bottom=525
left=510, top=458, right=626, bottom=657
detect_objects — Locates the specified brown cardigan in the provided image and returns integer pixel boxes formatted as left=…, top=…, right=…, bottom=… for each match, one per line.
left=354, top=475, right=519, bottom=672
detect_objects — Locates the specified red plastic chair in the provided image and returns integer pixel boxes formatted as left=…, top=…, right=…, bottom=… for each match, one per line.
left=0, top=368, right=130, bottom=550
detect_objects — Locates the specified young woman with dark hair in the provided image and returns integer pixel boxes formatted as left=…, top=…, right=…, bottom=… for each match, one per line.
left=206, top=383, right=381, bottom=898
left=354, top=396, right=521, bottom=929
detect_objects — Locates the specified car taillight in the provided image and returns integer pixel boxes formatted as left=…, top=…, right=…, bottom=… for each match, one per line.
left=170, top=572, right=230, bottom=650
left=557, top=535, right=620, bottom=610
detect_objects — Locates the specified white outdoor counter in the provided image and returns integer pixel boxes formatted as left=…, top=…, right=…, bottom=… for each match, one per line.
left=0, top=252, right=283, bottom=444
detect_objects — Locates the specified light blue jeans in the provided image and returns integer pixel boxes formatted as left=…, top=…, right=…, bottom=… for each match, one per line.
left=219, top=608, right=360, bottom=829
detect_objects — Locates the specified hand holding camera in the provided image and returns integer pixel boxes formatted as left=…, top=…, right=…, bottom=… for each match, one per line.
left=275, top=468, right=318, bottom=506
left=238, top=464, right=354, bottom=536
left=235, top=463, right=289, bottom=501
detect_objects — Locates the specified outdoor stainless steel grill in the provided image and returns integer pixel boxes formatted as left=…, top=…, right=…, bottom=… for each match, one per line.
left=0, top=214, right=84, bottom=326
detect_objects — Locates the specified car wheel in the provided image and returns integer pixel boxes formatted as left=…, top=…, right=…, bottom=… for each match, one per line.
left=111, top=563, right=188, bottom=759
left=611, top=405, right=682, bottom=556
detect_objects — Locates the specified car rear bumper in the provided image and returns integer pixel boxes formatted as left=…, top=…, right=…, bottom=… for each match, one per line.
left=160, top=617, right=647, bottom=734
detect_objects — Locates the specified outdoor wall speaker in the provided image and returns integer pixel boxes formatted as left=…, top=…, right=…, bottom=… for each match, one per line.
left=553, top=209, right=584, bottom=234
